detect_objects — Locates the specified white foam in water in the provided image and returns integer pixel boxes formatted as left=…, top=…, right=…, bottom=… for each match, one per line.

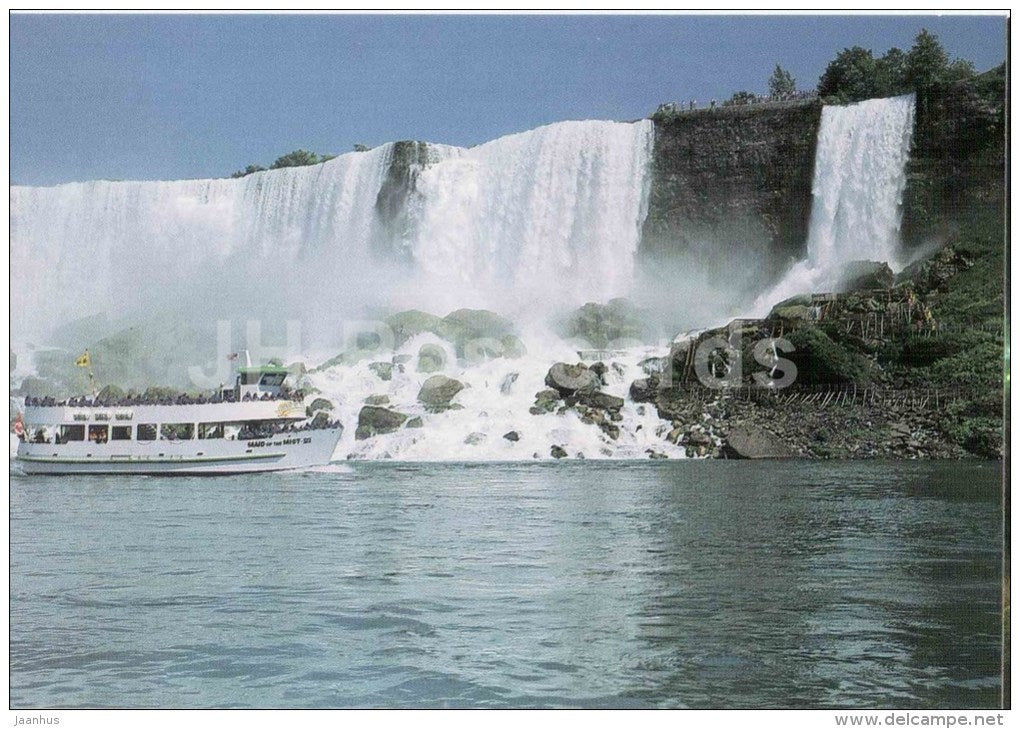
left=308, top=327, right=686, bottom=462
left=750, top=94, right=916, bottom=314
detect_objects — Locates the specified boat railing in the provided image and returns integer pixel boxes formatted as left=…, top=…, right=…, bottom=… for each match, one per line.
left=23, top=390, right=307, bottom=409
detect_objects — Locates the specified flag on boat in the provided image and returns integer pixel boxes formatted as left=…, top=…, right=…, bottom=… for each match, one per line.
left=75, top=350, right=91, bottom=368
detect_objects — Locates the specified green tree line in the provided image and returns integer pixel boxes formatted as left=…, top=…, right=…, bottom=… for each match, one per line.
left=718, top=28, right=985, bottom=109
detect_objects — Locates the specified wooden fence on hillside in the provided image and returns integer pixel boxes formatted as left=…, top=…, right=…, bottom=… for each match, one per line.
left=656, top=382, right=995, bottom=411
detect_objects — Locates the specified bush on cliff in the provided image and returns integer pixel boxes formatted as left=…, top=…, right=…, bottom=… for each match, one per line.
left=230, top=149, right=336, bottom=178
left=785, top=327, right=874, bottom=386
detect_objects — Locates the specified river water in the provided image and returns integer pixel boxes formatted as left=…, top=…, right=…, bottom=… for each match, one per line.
left=10, top=460, right=1003, bottom=708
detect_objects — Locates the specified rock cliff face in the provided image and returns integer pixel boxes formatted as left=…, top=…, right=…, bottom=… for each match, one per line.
left=640, top=100, right=823, bottom=291
left=374, top=140, right=434, bottom=257
left=900, top=66, right=1006, bottom=248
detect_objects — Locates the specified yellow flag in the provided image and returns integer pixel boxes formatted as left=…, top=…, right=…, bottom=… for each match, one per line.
left=75, top=350, right=91, bottom=368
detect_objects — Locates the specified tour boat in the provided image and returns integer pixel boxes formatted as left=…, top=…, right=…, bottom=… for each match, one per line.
left=14, top=363, right=342, bottom=475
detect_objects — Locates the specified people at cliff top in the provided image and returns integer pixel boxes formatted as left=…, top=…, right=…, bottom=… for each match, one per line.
left=23, top=388, right=306, bottom=408
left=662, top=90, right=819, bottom=114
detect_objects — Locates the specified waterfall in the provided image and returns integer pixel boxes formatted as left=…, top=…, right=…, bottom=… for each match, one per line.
left=750, top=94, right=916, bottom=312
left=10, top=143, right=397, bottom=338
left=806, top=94, right=916, bottom=270
left=403, top=120, right=654, bottom=317
left=10, top=119, right=654, bottom=340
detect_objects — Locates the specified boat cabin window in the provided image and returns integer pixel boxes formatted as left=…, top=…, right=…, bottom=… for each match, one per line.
left=160, top=423, right=194, bottom=441
left=199, top=423, right=224, bottom=440
left=260, top=373, right=286, bottom=387
left=111, top=426, right=132, bottom=441
left=88, top=425, right=109, bottom=444
left=137, top=423, right=158, bottom=441
left=59, top=424, right=85, bottom=442
left=241, top=372, right=260, bottom=385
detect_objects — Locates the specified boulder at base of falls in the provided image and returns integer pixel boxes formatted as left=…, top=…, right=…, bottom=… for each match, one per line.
left=629, top=376, right=659, bottom=403
left=406, top=416, right=424, bottom=428
left=442, top=309, right=515, bottom=342
left=355, top=406, right=409, bottom=440
left=544, top=362, right=601, bottom=396
left=464, top=432, right=486, bottom=445
left=503, top=430, right=521, bottom=442
left=306, top=397, right=334, bottom=417
left=364, top=394, right=390, bottom=406
left=721, top=424, right=796, bottom=459
left=838, top=260, right=895, bottom=292
left=500, top=334, right=527, bottom=359
left=417, top=374, right=466, bottom=410
left=368, top=362, right=394, bottom=381
left=561, top=298, right=647, bottom=348
left=385, top=310, right=459, bottom=347
left=530, top=388, right=562, bottom=415
left=589, top=361, right=608, bottom=384
left=550, top=445, right=568, bottom=459
left=417, top=343, right=447, bottom=373
left=577, top=391, right=624, bottom=412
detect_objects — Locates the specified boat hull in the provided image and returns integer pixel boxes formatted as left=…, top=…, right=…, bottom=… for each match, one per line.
left=15, top=426, right=342, bottom=475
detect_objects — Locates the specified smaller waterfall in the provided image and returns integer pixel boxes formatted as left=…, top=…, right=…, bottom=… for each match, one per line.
left=750, top=94, right=916, bottom=312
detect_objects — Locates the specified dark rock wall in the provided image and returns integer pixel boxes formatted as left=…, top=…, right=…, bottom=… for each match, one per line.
left=374, top=140, right=433, bottom=257
left=901, top=65, right=1006, bottom=248
left=640, top=100, right=823, bottom=288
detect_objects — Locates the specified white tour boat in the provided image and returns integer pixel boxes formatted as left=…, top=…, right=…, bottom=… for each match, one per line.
left=14, top=362, right=342, bottom=475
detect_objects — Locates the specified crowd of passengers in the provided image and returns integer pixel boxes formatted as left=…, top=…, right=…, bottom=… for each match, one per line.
left=24, top=389, right=307, bottom=408
left=236, top=419, right=340, bottom=440
left=26, top=417, right=339, bottom=445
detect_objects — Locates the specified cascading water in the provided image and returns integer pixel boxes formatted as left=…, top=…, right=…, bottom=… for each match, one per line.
left=750, top=94, right=916, bottom=313
left=10, top=143, right=399, bottom=338
left=11, top=120, right=653, bottom=340
left=403, top=120, right=654, bottom=317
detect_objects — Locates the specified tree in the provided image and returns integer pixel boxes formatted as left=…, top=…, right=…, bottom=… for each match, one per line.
left=943, top=58, right=977, bottom=83
left=874, top=47, right=908, bottom=96
left=230, top=163, right=266, bottom=179
left=905, top=28, right=949, bottom=89
left=768, top=65, right=796, bottom=97
left=353, top=144, right=371, bottom=152
left=818, top=46, right=878, bottom=102
left=724, top=91, right=758, bottom=106
left=270, top=149, right=323, bottom=169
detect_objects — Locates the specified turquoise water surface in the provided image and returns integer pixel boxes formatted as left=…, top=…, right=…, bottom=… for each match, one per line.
left=10, top=460, right=1003, bottom=708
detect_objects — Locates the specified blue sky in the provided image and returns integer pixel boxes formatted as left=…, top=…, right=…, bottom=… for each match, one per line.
left=10, top=13, right=1008, bottom=186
